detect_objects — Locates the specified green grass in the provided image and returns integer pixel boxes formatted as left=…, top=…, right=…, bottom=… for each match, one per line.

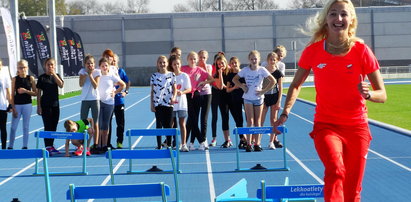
left=285, top=84, right=411, bottom=130
left=32, top=91, right=81, bottom=106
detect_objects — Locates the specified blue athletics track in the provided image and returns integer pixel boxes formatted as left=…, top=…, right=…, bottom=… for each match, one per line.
left=0, top=79, right=410, bottom=202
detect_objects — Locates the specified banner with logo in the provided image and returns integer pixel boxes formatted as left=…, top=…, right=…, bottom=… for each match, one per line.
left=57, top=27, right=71, bottom=76
left=19, top=19, right=39, bottom=76
left=73, top=32, right=84, bottom=70
left=1, top=7, right=17, bottom=77
left=63, top=27, right=79, bottom=75
left=28, top=20, right=51, bottom=71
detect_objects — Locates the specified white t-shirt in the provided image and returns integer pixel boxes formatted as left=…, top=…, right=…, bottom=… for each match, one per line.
left=79, top=68, right=101, bottom=101
left=173, top=72, right=191, bottom=111
left=98, top=73, right=121, bottom=105
left=150, top=72, right=176, bottom=107
left=237, top=66, right=270, bottom=101
left=0, top=68, right=11, bottom=110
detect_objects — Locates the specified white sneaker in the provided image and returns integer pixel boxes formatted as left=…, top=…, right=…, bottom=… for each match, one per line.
left=189, top=143, right=196, bottom=151
left=209, top=139, right=217, bottom=147
left=268, top=142, right=276, bottom=150
left=198, top=142, right=209, bottom=151
left=180, top=144, right=189, bottom=152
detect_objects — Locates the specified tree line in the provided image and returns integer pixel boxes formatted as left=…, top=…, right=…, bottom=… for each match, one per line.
left=0, top=0, right=409, bottom=16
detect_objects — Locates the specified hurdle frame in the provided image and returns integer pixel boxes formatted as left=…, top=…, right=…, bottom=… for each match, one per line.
left=0, top=149, right=52, bottom=202
left=233, top=126, right=290, bottom=172
left=126, top=128, right=181, bottom=173
left=34, top=131, right=89, bottom=175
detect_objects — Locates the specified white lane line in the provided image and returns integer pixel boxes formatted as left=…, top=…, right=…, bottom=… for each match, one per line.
left=205, top=150, right=216, bottom=202
left=286, top=149, right=324, bottom=184
left=368, top=149, right=411, bottom=172
left=0, top=161, right=38, bottom=186
left=0, top=95, right=149, bottom=187
left=88, top=119, right=155, bottom=202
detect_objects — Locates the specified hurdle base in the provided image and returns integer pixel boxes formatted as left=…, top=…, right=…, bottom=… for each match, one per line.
left=127, top=170, right=182, bottom=174
left=33, top=171, right=88, bottom=176
left=235, top=167, right=290, bottom=172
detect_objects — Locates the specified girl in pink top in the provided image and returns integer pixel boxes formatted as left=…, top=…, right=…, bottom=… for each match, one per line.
left=181, top=51, right=214, bottom=151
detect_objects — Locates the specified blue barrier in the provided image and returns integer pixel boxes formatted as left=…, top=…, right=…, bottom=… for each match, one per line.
left=126, top=128, right=181, bottom=172
left=0, top=149, right=52, bottom=202
left=106, top=148, right=180, bottom=202
left=233, top=126, right=289, bottom=172
left=66, top=182, right=170, bottom=202
left=34, top=131, right=89, bottom=175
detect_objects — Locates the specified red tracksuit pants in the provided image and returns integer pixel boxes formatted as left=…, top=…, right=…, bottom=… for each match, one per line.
left=310, top=122, right=371, bottom=202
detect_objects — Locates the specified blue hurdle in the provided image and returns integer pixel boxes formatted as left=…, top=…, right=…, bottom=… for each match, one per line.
left=66, top=182, right=171, bottom=202
left=126, top=128, right=181, bottom=172
left=106, top=147, right=180, bottom=202
left=34, top=131, right=89, bottom=175
left=214, top=178, right=273, bottom=202
left=233, top=126, right=289, bottom=172
left=0, top=149, right=52, bottom=202
left=257, top=177, right=324, bottom=202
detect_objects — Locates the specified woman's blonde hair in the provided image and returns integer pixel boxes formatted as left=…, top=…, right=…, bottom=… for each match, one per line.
left=266, top=52, right=278, bottom=62
left=304, top=0, right=362, bottom=46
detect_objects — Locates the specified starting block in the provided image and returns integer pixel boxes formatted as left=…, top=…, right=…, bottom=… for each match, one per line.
left=233, top=126, right=289, bottom=172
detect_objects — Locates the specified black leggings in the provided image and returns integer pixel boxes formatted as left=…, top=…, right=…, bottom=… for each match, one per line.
left=154, top=106, right=173, bottom=147
left=41, top=106, right=60, bottom=147
left=212, top=89, right=231, bottom=138
left=191, top=94, right=211, bottom=143
left=186, top=93, right=206, bottom=144
left=108, top=104, right=126, bottom=145
left=0, top=110, right=7, bottom=149
left=229, top=99, right=244, bottom=139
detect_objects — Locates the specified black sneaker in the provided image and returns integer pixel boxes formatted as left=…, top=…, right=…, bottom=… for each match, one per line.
left=221, top=141, right=233, bottom=148
left=238, top=139, right=247, bottom=149
left=253, top=145, right=262, bottom=152
left=245, top=144, right=253, bottom=152
left=274, top=140, right=283, bottom=148
left=22, top=147, right=28, bottom=149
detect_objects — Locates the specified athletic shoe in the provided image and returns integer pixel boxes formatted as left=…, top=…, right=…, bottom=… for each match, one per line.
left=274, top=140, right=283, bottom=148
left=7, top=147, right=13, bottom=150
left=221, top=141, right=233, bottom=148
left=188, top=143, right=196, bottom=151
left=198, top=142, right=209, bottom=151
left=238, top=139, right=247, bottom=149
left=209, top=139, right=217, bottom=147
left=155, top=146, right=162, bottom=150
left=46, top=147, right=54, bottom=156
left=22, top=147, right=28, bottom=149
left=245, top=144, right=253, bottom=152
left=117, top=142, right=123, bottom=149
left=86, top=148, right=91, bottom=156
left=253, top=145, right=262, bottom=152
left=180, top=144, right=189, bottom=152
left=268, top=142, right=276, bottom=150
left=74, top=147, right=84, bottom=156
left=50, top=146, right=60, bottom=154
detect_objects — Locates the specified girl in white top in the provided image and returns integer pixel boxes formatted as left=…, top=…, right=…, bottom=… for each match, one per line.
left=168, top=55, right=191, bottom=152
left=79, top=55, right=101, bottom=151
left=150, top=55, right=177, bottom=149
left=97, top=57, right=125, bottom=151
left=233, top=50, right=275, bottom=152
left=0, top=59, right=12, bottom=149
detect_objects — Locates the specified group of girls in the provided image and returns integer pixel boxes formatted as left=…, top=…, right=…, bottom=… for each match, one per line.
left=150, top=46, right=288, bottom=152
left=1, top=58, right=63, bottom=152
left=77, top=50, right=126, bottom=155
